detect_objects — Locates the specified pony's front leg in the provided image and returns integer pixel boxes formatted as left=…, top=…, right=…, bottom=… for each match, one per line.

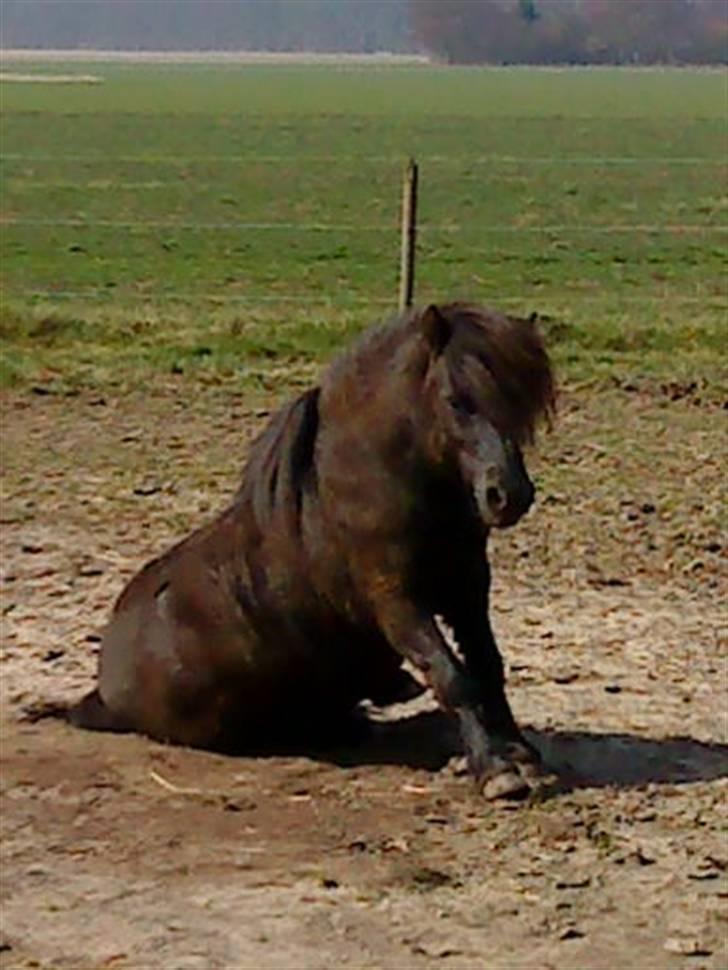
left=364, top=583, right=534, bottom=799
left=440, top=556, right=545, bottom=788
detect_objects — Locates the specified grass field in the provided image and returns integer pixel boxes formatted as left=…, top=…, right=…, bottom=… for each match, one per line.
left=1, top=63, right=726, bottom=389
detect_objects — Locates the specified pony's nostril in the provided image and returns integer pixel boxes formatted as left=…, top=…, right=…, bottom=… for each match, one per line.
left=486, top=485, right=506, bottom=511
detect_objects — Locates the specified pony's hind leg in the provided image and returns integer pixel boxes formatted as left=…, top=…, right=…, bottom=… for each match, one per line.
left=69, top=688, right=133, bottom=733
left=364, top=648, right=426, bottom=706
left=19, top=689, right=133, bottom=734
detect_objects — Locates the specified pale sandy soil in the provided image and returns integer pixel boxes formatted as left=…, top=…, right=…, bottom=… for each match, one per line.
left=0, top=380, right=725, bottom=969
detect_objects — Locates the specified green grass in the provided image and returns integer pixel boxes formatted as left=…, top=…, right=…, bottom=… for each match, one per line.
left=1, top=63, right=726, bottom=390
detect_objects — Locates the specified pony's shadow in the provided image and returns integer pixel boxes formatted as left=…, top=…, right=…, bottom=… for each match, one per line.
left=311, top=710, right=728, bottom=790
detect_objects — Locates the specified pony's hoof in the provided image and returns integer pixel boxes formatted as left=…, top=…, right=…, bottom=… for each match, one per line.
left=516, top=758, right=550, bottom=783
left=446, top=754, right=469, bottom=777
left=480, top=768, right=531, bottom=801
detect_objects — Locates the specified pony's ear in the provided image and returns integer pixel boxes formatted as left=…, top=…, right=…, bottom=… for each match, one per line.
left=421, top=305, right=452, bottom=355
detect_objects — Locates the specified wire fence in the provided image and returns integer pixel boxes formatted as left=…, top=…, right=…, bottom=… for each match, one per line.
left=3, top=218, right=726, bottom=233
left=3, top=149, right=726, bottom=312
left=22, top=290, right=726, bottom=306
left=3, top=153, right=726, bottom=165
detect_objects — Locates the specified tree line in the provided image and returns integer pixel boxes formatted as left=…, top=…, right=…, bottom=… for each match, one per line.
left=411, top=0, right=727, bottom=65
left=1, top=0, right=725, bottom=65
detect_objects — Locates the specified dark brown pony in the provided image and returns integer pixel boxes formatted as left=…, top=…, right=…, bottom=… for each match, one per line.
left=70, top=303, right=556, bottom=799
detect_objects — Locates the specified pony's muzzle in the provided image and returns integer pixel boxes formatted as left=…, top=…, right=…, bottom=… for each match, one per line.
left=481, top=474, right=535, bottom=528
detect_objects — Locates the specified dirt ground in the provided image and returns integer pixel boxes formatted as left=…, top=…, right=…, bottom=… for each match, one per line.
left=1, top=377, right=726, bottom=969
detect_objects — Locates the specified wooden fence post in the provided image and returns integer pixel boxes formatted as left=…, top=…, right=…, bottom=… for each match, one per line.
left=398, top=158, right=418, bottom=312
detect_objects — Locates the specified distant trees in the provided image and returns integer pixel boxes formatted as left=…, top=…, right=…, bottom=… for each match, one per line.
left=580, top=0, right=727, bottom=63
left=1, top=0, right=725, bottom=63
left=410, top=0, right=589, bottom=64
left=409, top=0, right=728, bottom=64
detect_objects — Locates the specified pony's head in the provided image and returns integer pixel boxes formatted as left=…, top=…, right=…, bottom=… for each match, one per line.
left=418, top=303, right=556, bottom=529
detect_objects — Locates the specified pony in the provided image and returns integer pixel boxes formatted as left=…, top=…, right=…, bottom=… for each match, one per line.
left=69, top=303, right=556, bottom=800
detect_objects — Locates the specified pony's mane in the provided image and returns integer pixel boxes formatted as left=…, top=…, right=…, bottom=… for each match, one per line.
left=433, top=303, right=556, bottom=443
left=323, top=312, right=411, bottom=382
left=321, top=302, right=555, bottom=443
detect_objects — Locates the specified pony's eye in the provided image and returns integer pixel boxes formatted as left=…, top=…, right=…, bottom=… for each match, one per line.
left=450, top=394, right=477, bottom=417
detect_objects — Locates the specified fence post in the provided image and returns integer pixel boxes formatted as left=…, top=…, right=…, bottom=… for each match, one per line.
left=398, top=158, right=418, bottom=312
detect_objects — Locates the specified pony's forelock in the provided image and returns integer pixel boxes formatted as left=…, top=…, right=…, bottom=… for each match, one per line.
left=428, top=303, right=556, bottom=443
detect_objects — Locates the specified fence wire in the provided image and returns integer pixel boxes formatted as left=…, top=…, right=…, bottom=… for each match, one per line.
left=2, top=153, right=726, bottom=165
left=21, top=289, right=726, bottom=306
left=3, top=150, right=726, bottom=312
left=3, top=217, right=726, bottom=234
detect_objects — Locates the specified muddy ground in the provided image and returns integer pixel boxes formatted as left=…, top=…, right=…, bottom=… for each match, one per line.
left=1, top=377, right=726, bottom=969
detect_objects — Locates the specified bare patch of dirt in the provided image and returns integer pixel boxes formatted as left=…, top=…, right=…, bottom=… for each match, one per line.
left=0, top=73, right=102, bottom=84
left=1, top=381, right=726, bottom=969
